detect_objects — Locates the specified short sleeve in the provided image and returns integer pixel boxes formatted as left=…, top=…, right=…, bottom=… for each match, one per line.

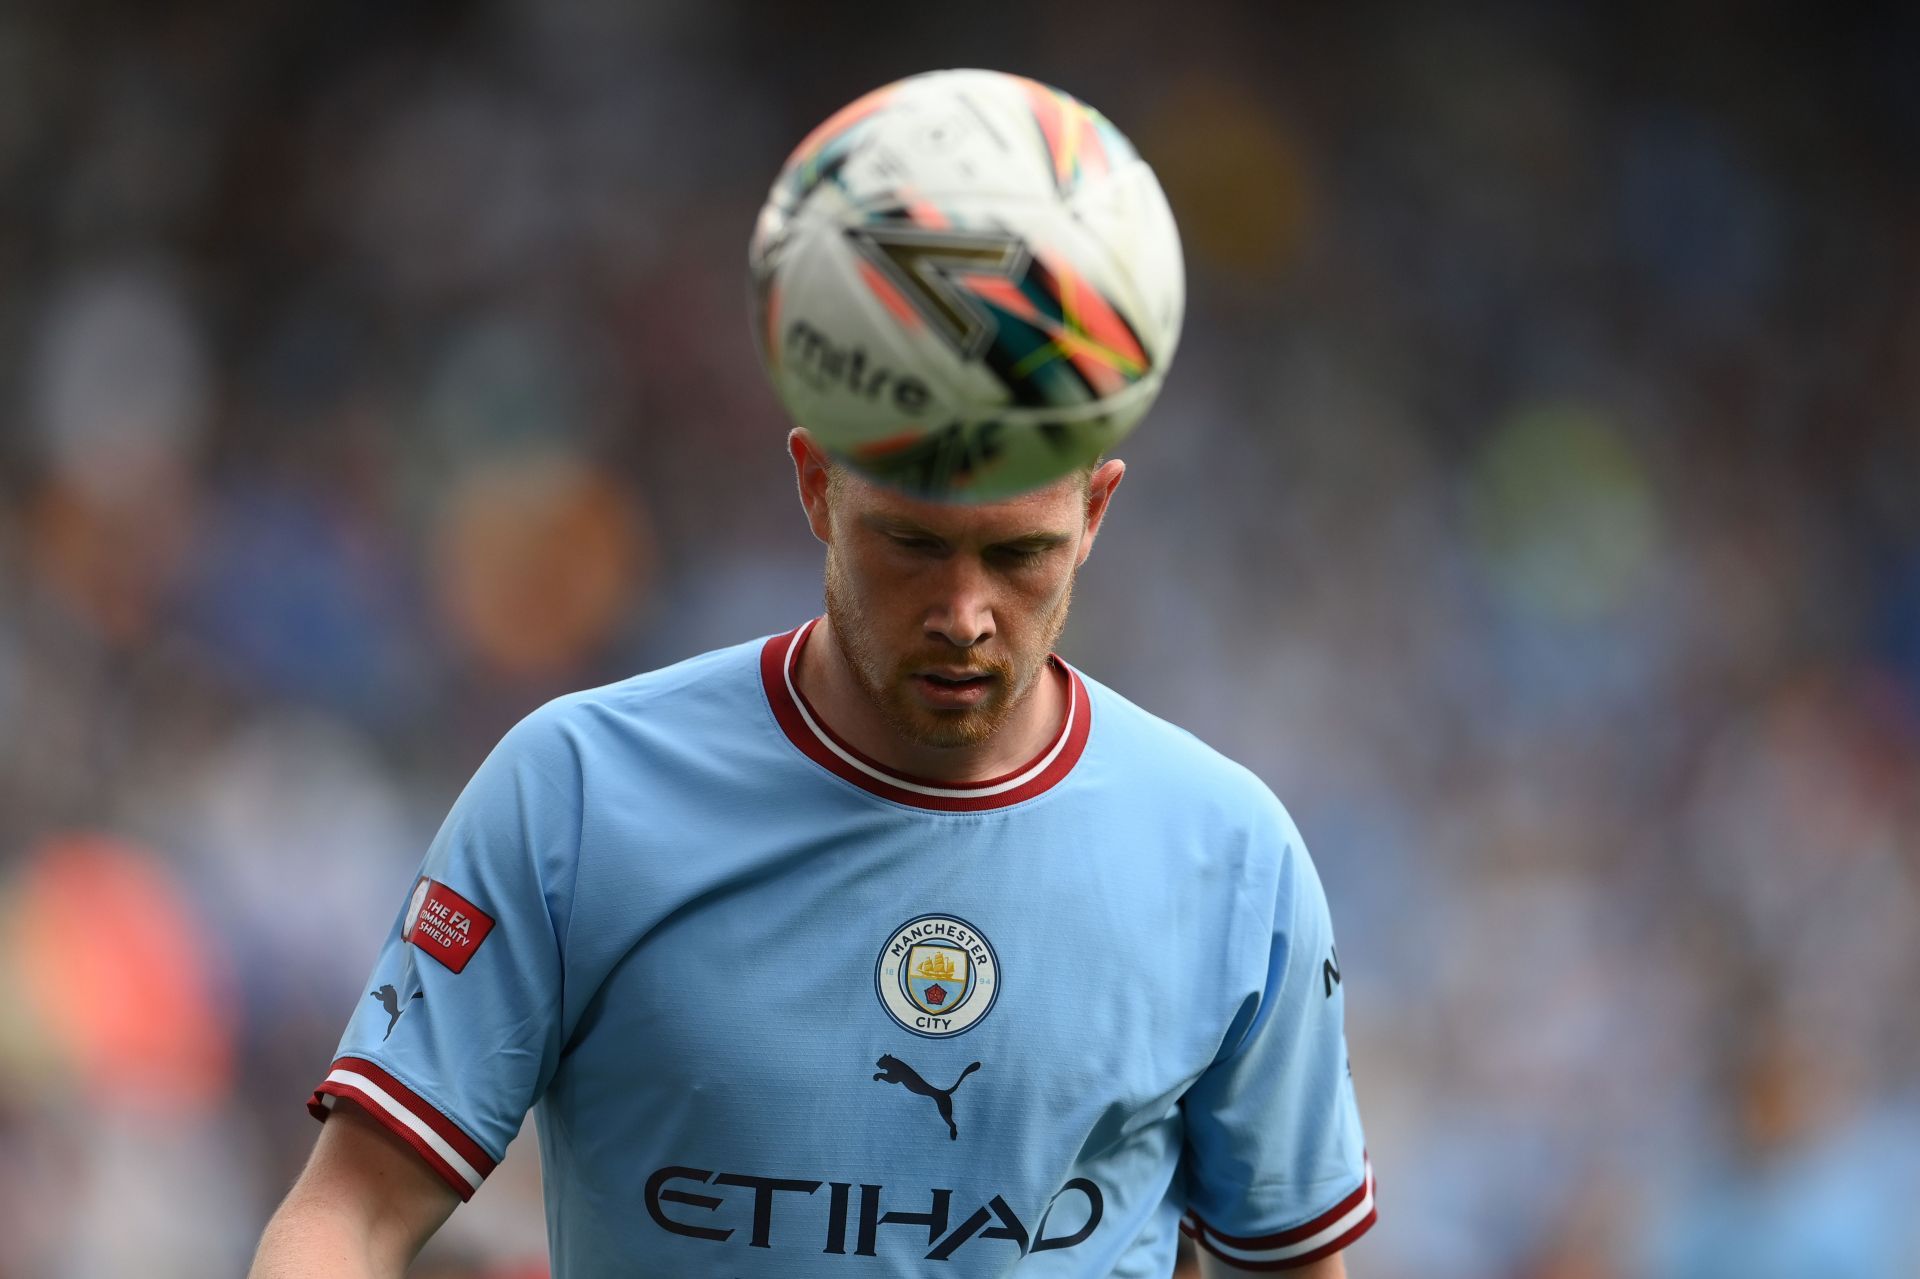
left=1179, top=801, right=1376, bottom=1270
left=307, top=704, right=581, bottom=1201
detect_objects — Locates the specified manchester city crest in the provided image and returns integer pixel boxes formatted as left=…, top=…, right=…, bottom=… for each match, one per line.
left=875, top=914, right=1000, bottom=1038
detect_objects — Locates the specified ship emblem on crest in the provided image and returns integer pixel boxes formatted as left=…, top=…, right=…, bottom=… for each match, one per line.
left=876, top=914, right=1000, bottom=1038
left=906, top=943, right=970, bottom=1013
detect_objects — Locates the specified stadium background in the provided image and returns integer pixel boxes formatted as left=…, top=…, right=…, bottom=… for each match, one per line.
left=1, top=0, right=1917, bottom=1274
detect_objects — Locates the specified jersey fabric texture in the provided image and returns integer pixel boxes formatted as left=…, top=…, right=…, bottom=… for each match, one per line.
left=309, top=621, right=1376, bottom=1275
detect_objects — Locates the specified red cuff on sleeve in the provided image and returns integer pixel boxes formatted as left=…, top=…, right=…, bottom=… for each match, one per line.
left=1180, top=1155, right=1376, bottom=1270
left=308, top=1056, right=499, bottom=1202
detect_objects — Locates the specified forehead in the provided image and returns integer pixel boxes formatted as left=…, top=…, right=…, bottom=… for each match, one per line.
left=834, top=466, right=1085, bottom=539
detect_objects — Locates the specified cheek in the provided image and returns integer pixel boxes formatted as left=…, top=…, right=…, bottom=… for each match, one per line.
left=832, top=542, right=911, bottom=612
left=1010, top=567, right=1073, bottom=625
left=1036, top=557, right=1079, bottom=600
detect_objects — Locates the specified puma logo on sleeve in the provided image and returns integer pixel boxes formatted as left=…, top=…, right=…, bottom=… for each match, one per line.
left=372, top=983, right=423, bottom=1041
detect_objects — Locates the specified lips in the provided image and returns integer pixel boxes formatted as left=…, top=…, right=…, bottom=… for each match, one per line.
left=911, top=670, right=995, bottom=708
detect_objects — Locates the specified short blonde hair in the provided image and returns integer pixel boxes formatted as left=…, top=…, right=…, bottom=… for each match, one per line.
left=824, top=458, right=1097, bottom=503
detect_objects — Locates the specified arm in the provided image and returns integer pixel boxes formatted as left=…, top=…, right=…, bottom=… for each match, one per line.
left=1201, top=1252, right=1347, bottom=1278
left=249, top=1099, right=459, bottom=1278
left=266, top=701, right=580, bottom=1273
left=1183, top=798, right=1376, bottom=1275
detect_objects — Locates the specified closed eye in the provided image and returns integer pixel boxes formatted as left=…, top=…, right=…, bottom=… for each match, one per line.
left=989, top=545, right=1048, bottom=567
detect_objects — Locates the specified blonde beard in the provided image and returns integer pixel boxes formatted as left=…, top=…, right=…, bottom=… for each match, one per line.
left=822, top=549, right=1073, bottom=752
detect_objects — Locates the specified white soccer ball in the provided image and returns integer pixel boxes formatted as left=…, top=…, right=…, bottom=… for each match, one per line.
left=749, top=69, right=1185, bottom=502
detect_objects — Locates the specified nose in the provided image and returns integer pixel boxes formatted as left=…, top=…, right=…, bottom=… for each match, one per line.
left=923, top=559, right=995, bottom=649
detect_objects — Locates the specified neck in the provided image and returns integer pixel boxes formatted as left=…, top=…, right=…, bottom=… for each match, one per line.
left=796, top=616, right=1064, bottom=784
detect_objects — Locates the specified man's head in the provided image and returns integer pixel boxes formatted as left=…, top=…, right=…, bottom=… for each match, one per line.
left=791, top=430, right=1123, bottom=751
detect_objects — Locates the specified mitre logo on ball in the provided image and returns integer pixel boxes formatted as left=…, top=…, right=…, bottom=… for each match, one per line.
left=749, top=69, right=1186, bottom=502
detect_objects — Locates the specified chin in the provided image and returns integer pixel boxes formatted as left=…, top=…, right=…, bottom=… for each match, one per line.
left=887, top=697, right=1006, bottom=751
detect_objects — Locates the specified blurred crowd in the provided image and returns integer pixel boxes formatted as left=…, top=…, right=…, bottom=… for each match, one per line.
left=1, top=1, right=1917, bottom=1275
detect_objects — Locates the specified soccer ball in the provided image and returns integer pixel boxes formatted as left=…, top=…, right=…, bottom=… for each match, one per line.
left=749, top=69, right=1185, bottom=502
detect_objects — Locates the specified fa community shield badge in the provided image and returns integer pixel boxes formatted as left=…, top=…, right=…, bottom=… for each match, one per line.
left=875, top=914, right=1001, bottom=1038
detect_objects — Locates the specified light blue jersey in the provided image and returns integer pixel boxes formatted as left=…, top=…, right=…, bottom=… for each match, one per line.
left=311, top=621, right=1375, bottom=1275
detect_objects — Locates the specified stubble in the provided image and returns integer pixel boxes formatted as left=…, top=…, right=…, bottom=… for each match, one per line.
left=822, top=548, right=1074, bottom=753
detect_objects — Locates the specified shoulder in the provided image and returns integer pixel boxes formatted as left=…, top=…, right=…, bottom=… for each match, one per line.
left=472, top=635, right=773, bottom=789
left=1074, top=665, right=1295, bottom=832
left=443, top=635, right=774, bottom=849
left=513, top=635, right=769, bottom=744
left=1070, top=667, right=1322, bottom=946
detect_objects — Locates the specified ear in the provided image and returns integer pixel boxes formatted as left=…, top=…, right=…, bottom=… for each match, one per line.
left=790, top=429, right=834, bottom=545
left=1076, top=458, right=1126, bottom=567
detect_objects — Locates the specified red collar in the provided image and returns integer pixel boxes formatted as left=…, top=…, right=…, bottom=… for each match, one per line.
left=759, top=618, right=1090, bottom=812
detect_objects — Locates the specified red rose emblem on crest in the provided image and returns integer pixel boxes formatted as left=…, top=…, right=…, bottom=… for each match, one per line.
left=925, top=984, right=948, bottom=1006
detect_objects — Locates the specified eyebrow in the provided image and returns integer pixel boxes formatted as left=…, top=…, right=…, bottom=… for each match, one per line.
left=862, top=514, right=1072, bottom=550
